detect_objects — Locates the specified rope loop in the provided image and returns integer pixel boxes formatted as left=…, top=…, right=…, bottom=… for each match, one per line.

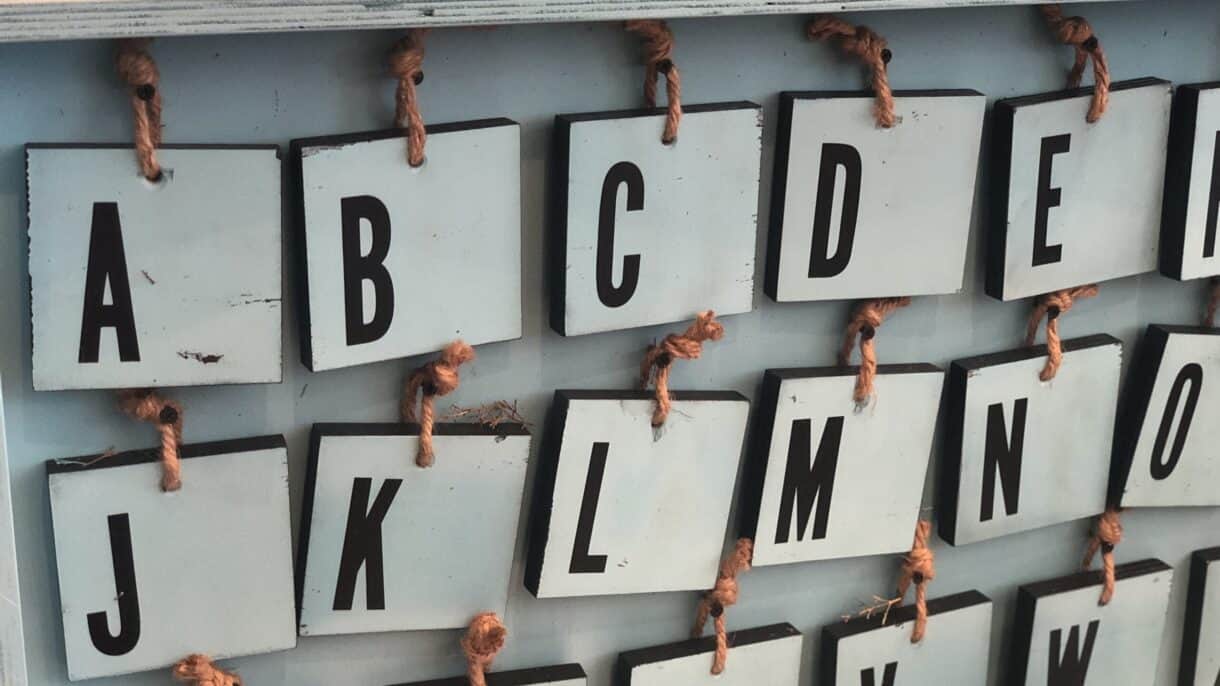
left=462, top=612, right=507, bottom=686
left=806, top=17, right=897, bottom=128
left=389, top=28, right=429, bottom=167
left=640, top=311, right=724, bottom=427
left=691, top=539, right=753, bottom=675
left=1024, top=285, right=1098, bottom=381
left=172, top=654, right=241, bottom=686
left=402, top=340, right=476, bottom=467
left=1039, top=4, right=1110, bottom=123
left=838, top=297, right=910, bottom=407
left=1083, top=508, right=1123, bottom=606
left=115, top=38, right=164, bottom=181
left=117, top=388, right=183, bottom=491
left=895, top=520, right=935, bottom=643
left=625, top=19, right=683, bottom=144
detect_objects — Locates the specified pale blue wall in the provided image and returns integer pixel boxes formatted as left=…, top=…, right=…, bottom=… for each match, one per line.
left=2, top=1, right=1218, bottom=683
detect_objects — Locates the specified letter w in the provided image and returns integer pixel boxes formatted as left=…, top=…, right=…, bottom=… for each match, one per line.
left=1048, top=620, right=1099, bottom=686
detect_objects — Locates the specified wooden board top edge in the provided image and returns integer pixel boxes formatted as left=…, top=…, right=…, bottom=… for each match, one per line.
left=951, top=333, right=1121, bottom=372
left=291, top=118, right=519, bottom=152
left=556, top=101, right=761, bottom=124
left=388, top=663, right=587, bottom=686
left=822, top=589, right=991, bottom=640
left=1018, top=558, right=1171, bottom=599
left=765, top=363, right=942, bottom=380
left=46, top=433, right=287, bottom=474
left=311, top=422, right=531, bottom=438
left=995, top=77, right=1169, bottom=110
left=617, top=622, right=800, bottom=670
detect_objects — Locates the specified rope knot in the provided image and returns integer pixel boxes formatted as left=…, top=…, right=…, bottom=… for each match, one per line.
left=389, top=29, right=429, bottom=167
left=692, top=539, right=753, bottom=675
left=461, top=612, right=507, bottom=686
left=1025, top=285, right=1098, bottom=381
left=807, top=16, right=896, bottom=128
left=403, top=340, right=476, bottom=467
left=625, top=19, right=682, bottom=143
left=117, top=388, right=183, bottom=492
left=839, top=297, right=911, bottom=406
left=895, top=521, right=935, bottom=643
left=1039, top=4, right=1110, bottom=122
left=1083, top=508, right=1123, bottom=605
left=172, top=654, right=241, bottom=686
left=640, top=311, right=724, bottom=427
left=115, top=38, right=159, bottom=94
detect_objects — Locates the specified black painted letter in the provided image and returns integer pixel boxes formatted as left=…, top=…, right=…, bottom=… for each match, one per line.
left=1150, top=363, right=1203, bottom=480
left=1048, top=620, right=1099, bottom=686
left=88, top=513, right=141, bottom=656
left=333, top=477, right=402, bottom=611
left=570, top=442, right=610, bottom=574
left=79, top=202, right=140, bottom=364
left=1034, top=134, right=1071, bottom=266
left=596, top=162, right=644, bottom=308
left=1204, top=132, right=1220, bottom=259
left=860, top=662, right=897, bottom=686
left=775, top=417, right=843, bottom=544
left=981, top=399, right=1027, bottom=522
left=809, top=144, right=862, bottom=278
left=341, top=195, right=394, bottom=346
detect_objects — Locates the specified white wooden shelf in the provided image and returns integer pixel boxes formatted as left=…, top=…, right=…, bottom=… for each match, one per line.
left=0, top=0, right=1136, bottom=44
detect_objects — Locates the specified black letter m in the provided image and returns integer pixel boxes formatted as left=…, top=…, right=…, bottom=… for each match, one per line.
left=775, top=417, right=843, bottom=544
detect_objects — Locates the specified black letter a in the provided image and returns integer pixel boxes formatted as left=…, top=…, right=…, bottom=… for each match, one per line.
left=1048, top=620, right=1099, bottom=685
left=341, top=195, right=394, bottom=346
left=88, top=513, right=141, bottom=656
left=775, top=417, right=843, bottom=544
left=333, top=477, right=402, bottom=611
left=79, top=202, right=140, bottom=364
left=981, top=399, right=1027, bottom=522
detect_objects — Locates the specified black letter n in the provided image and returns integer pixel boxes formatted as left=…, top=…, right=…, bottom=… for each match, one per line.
left=1048, top=620, right=1099, bottom=686
left=79, top=202, right=140, bottom=364
left=775, top=417, right=843, bottom=544
left=981, top=399, right=1027, bottom=522
left=333, top=477, right=402, bottom=611
left=341, top=195, right=394, bottom=346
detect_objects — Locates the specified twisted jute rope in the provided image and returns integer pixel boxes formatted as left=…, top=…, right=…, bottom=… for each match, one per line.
left=640, top=311, right=725, bottom=427
left=1205, top=278, right=1220, bottom=327
left=114, top=38, right=163, bottom=181
left=461, top=612, right=507, bottom=686
left=402, top=340, right=475, bottom=467
left=691, top=538, right=753, bottom=675
left=1024, top=285, right=1099, bottom=382
left=1039, top=4, right=1110, bottom=123
left=172, top=654, right=240, bottom=686
left=1082, top=508, right=1123, bottom=605
left=894, top=520, right=936, bottom=643
left=806, top=17, right=896, bottom=128
left=838, top=297, right=911, bottom=407
left=625, top=20, right=682, bottom=144
left=389, top=28, right=429, bottom=167
left=117, top=389, right=183, bottom=492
